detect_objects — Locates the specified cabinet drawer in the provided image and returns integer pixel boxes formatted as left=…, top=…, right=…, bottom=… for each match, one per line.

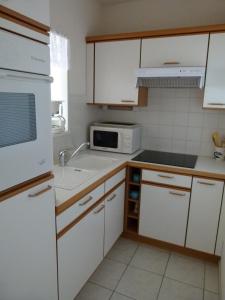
left=142, top=170, right=192, bottom=188
left=56, top=184, right=104, bottom=233
left=105, top=169, right=126, bottom=193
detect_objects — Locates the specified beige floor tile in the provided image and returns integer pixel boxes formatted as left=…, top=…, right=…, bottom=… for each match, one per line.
left=204, top=290, right=219, bottom=300
left=116, top=266, right=162, bottom=300
left=130, top=244, right=170, bottom=275
left=75, top=282, right=112, bottom=300
left=89, top=258, right=126, bottom=290
left=110, top=292, right=136, bottom=300
left=205, top=263, right=219, bottom=293
left=165, top=253, right=204, bottom=288
left=106, top=238, right=139, bottom=264
left=158, top=278, right=203, bottom=300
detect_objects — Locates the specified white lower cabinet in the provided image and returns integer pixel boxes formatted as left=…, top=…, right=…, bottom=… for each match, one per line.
left=0, top=180, right=58, bottom=300
left=186, top=177, right=224, bottom=254
left=216, top=190, right=225, bottom=255
left=104, top=183, right=125, bottom=256
left=139, top=184, right=190, bottom=246
left=58, top=202, right=105, bottom=300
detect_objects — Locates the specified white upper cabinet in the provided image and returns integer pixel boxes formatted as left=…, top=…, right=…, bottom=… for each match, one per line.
left=203, top=33, right=225, bottom=108
left=0, top=0, right=50, bottom=26
left=95, top=40, right=141, bottom=105
left=186, top=177, right=224, bottom=254
left=141, top=34, right=209, bottom=67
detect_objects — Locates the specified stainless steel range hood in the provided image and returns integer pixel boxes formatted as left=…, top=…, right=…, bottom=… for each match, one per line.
left=136, top=67, right=206, bottom=89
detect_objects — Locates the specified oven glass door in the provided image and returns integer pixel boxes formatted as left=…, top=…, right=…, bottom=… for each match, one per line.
left=0, top=92, right=37, bottom=148
left=93, top=130, right=119, bottom=149
left=0, top=70, right=53, bottom=192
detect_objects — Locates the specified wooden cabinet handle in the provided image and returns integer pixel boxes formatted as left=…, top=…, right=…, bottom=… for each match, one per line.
left=28, top=185, right=52, bottom=198
left=197, top=181, right=215, bottom=186
left=163, top=61, right=180, bottom=65
left=94, top=205, right=105, bottom=214
left=158, top=174, right=174, bottom=179
left=121, top=100, right=135, bottom=103
left=169, top=191, right=186, bottom=197
left=107, top=194, right=116, bottom=202
left=207, top=103, right=225, bottom=106
left=79, top=196, right=93, bottom=206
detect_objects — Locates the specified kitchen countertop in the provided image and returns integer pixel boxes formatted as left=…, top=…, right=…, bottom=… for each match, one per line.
left=54, top=150, right=225, bottom=212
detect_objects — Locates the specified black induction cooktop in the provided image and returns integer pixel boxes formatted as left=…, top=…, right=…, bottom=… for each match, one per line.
left=132, top=150, right=197, bottom=169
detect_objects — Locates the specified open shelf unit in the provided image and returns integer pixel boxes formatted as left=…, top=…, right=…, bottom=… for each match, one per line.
left=125, top=166, right=142, bottom=234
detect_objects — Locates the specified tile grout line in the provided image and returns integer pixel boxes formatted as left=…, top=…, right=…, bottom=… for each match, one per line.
left=108, top=242, right=140, bottom=300
left=156, top=252, right=172, bottom=300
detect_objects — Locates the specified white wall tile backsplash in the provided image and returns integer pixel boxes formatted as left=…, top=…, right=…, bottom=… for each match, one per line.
left=101, top=88, right=225, bottom=156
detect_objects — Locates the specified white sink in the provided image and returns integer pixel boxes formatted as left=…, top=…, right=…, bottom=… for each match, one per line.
left=67, top=154, right=119, bottom=171
left=53, top=166, right=97, bottom=190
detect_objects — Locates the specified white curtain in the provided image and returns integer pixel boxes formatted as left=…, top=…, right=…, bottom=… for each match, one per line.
left=50, top=31, right=70, bottom=102
left=50, top=31, right=70, bottom=71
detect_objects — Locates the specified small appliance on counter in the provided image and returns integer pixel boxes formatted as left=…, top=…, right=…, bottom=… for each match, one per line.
left=90, top=121, right=142, bottom=154
left=212, top=131, right=225, bottom=160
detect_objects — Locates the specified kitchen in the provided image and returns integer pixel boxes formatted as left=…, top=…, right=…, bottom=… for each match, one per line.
left=1, top=0, right=225, bottom=300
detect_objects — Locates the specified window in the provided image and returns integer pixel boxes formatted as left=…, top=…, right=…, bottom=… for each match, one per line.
left=50, top=31, right=69, bottom=134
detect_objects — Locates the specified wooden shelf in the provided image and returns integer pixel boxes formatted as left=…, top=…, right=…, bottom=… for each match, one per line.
left=128, top=181, right=140, bottom=186
left=126, top=218, right=138, bottom=233
left=128, top=212, right=139, bottom=220
left=128, top=198, right=139, bottom=203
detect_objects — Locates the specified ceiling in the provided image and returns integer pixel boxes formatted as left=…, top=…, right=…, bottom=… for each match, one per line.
left=98, top=0, right=138, bottom=5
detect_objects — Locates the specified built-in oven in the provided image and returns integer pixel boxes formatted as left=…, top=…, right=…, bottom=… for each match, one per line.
left=0, top=29, right=53, bottom=192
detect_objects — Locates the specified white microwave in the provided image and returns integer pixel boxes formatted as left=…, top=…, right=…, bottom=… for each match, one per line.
left=90, top=122, right=142, bottom=154
left=0, top=29, right=53, bottom=192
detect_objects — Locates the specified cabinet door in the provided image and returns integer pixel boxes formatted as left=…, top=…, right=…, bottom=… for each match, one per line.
left=104, top=183, right=125, bottom=256
left=216, top=189, right=225, bottom=255
left=204, top=33, right=225, bottom=108
left=86, top=43, right=94, bottom=103
left=0, top=181, right=58, bottom=300
left=58, top=202, right=105, bottom=300
left=141, top=34, right=208, bottom=67
left=0, top=0, right=50, bottom=26
left=139, top=184, right=190, bottom=246
left=186, top=178, right=224, bottom=254
left=95, top=40, right=140, bottom=104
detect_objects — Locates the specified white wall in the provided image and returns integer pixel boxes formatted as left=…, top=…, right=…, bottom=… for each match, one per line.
left=50, top=0, right=102, bottom=161
left=98, top=0, right=225, bottom=34
left=101, top=88, right=225, bottom=156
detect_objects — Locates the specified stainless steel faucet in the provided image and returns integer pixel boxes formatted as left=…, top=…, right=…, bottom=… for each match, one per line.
left=58, top=142, right=90, bottom=167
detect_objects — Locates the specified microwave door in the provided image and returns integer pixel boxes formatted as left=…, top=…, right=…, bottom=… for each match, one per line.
left=0, top=70, right=53, bottom=191
left=93, top=129, right=120, bottom=151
